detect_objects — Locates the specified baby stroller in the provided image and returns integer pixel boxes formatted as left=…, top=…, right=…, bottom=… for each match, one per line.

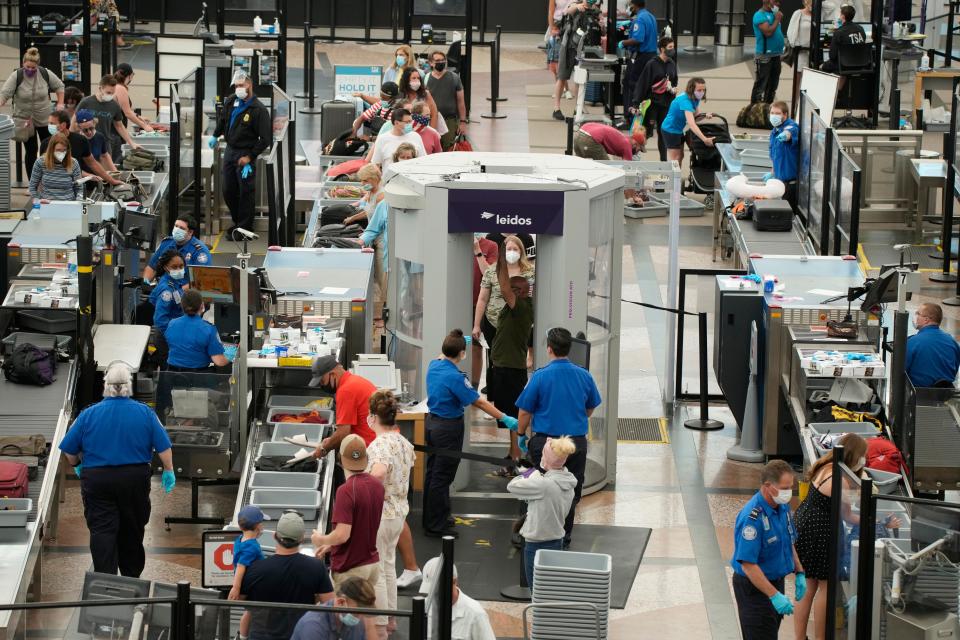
left=685, top=114, right=732, bottom=207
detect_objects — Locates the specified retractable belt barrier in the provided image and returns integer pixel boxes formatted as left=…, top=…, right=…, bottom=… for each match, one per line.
left=413, top=443, right=512, bottom=466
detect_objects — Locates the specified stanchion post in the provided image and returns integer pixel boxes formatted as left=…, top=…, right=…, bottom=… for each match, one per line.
left=13, top=144, right=24, bottom=188
left=174, top=581, right=192, bottom=640
left=299, top=34, right=322, bottom=114
left=411, top=597, right=427, bottom=640
left=485, top=25, right=507, bottom=103
left=565, top=117, right=574, bottom=155
left=295, top=6, right=315, bottom=99
left=684, top=0, right=707, bottom=54
left=439, top=536, right=455, bottom=640
left=684, top=312, right=724, bottom=430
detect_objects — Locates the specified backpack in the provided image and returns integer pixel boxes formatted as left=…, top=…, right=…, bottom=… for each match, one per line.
left=0, top=461, right=28, bottom=498
left=866, top=437, right=904, bottom=474
left=323, top=129, right=369, bottom=157
left=2, top=343, right=56, bottom=386
left=122, top=147, right=159, bottom=171
left=736, top=102, right=772, bottom=130
left=14, top=66, right=52, bottom=95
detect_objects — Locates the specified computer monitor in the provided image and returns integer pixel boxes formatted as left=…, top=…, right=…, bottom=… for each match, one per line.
left=77, top=572, right=151, bottom=633
left=568, top=336, right=591, bottom=370
left=911, top=504, right=960, bottom=562
left=120, top=208, right=158, bottom=251
left=190, top=265, right=233, bottom=305
left=860, top=268, right=901, bottom=313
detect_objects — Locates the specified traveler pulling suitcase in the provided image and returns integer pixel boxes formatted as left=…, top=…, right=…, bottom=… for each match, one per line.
left=321, top=101, right=359, bottom=148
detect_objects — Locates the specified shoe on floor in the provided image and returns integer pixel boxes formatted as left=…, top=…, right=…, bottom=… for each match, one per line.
left=563, top=90, right=573, bottom=99
left=552, top=109, right=564, bottom=121
left=396, top=569, right=423, bottom=588
left=424, top=527, right=459, bottom=539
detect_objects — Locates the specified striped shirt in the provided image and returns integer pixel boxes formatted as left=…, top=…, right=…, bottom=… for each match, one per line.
left=29, top=158, right=81, bottom=201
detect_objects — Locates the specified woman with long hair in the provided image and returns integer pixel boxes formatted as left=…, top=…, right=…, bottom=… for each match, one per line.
left=398, top=68, right=439, bottom=130
left=28, top=133, right=80, bottom=201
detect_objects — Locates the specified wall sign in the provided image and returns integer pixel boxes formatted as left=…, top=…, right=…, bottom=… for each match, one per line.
left=447, top=189, right=565, bottom=235
left=333, top=66, right=383, bottom=97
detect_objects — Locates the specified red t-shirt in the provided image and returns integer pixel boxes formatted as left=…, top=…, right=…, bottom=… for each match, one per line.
left=581, top=123, right=633, bottom=160
left=472, top=238, right=498, bottom=303
left=330, top=472, right=385, bottom=573
left=335, top=371, right=377, bottom=444
left=416, top=126, right=443, bottom=155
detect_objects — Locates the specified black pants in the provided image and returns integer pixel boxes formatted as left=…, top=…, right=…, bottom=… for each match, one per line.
left=732, top=573, right=785, bottom=640
left=751, top=56, right=782, bottom=104
left=487, top=365, right=527, bottom=419
left=80, top=464, right=152, bottom=577
left=529, top=433, right=587, bottom=545
left=423, top=415, right=465, bottom=532
left=623, top=52, right=655, bottom=117
left=222, top=147, right=256, bottom=230
left=783, top=180, right=798, bottom=214
left=646, top=102, right=671, bottom=162
left=22, top=126, right=52, bottom=180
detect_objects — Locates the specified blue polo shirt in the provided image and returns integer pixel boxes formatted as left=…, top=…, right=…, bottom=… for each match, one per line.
left=753, top=9, right=785, bottom=56
left=164, top=314, right=225, bottom=369
left=290, top=603, right=365, bottom=640
left=148, top=236, right=212, bottom=275
left=731, top=490, right=796, bottom=580
left=515, top=358, right=602, bottom=437
left=426, top=358, right=479, bottom=419
left=906, top=325, right=960, bottom=388
left=59, top=397, right=172, bottom=468
left=769, top=117, right=800, bottom=182
left=661, top=94, right=699, bottom=134
left=628, top=9, right=658, bottom=54
left=233, top=536, right=264, bottom=569
left=149, top=273, right=186, bottom=332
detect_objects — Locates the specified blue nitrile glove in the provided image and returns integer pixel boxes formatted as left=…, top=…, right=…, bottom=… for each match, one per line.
left=845, top=595, right=857, bottom=616
left=464, top=335, right=472, bottom=346
left=501, top=416, right=519, bottom=431
left=161, top=470, right=176, bottom=493
left=74, top=464, right=82, bottom=479
left=518, top=434, right=529, bottom=454
left=794, top=573, right=807, bottom=601
left=769, top=592, right=794, bottom=615
left=240, top=164, right=253, bottom=179
left=777, top=130, right=791, bottom=143
left=762, top=172, right=774, bottom=182
left=208, top=136, right=217, bottom=149
left=744, top=274, right=763, bottom=284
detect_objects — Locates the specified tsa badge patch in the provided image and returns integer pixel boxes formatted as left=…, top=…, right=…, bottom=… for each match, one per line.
left=742, top=525, right=758, bottom=541
left=161, top=290, right=173, bottom=302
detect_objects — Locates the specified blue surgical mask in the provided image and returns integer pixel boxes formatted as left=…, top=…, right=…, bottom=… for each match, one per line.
left=47, top=124, right=59, bottom=136
left=835, top=19, right=843, bottom=28
left=168, top=268, right=185, bottom=281
left=361, top=183, right=373, bottom=192
left=172, top=227, right=188, bottom=243
left=396, top=55, right=406, bottom=66
left=403, top=123, right=414, bottom=134
left=340, top=613, right=360, bottom=627
left=769, top=114, right=783, bottom=127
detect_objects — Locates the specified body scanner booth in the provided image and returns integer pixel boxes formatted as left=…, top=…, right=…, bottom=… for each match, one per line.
left=382, top=152, right=624, bottom=493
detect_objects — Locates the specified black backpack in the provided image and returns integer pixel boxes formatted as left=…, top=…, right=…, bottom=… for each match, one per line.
left=323, top=129, right=369, bottom=157
left=3, top=343, right=56, bottom=386
left=15, top=67, right=52, bottom=94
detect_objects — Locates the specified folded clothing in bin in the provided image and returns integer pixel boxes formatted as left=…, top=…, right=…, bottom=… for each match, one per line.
left=270, top=410, right=330, bottom=424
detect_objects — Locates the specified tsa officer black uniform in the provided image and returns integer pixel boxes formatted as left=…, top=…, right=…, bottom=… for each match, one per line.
left=423, top=329, right=515, bottom=538
left=142, top=214, right=211, bottom=283
left=731, top=460, right=807, bottom=640
left=58, top=361, right=176, bottom=577
left=210, top=70, right=271, bottom=240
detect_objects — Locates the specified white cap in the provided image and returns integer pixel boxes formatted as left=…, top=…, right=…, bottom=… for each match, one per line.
left=419, top=556, right=457, bottom=595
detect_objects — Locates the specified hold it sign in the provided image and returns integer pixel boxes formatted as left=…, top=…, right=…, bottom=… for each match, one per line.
left=447, top=189, right=564, bottom=235
left=202, top=530, right=237, bottom=588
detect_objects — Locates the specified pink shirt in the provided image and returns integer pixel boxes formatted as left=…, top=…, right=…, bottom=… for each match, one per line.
left=580, top=123, right=633, bottom=160
left=416, top=126, right=443, bottom=154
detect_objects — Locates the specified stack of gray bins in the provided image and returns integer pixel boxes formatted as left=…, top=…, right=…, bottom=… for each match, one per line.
left=531, top=550, right=611, bottom=639
left=0, top=115, right=13, bottom=209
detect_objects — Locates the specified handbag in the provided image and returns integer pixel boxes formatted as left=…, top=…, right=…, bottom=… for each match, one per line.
left=12, top=117, right=34, bottom=143
left=782, top=44, right=797, bottom=67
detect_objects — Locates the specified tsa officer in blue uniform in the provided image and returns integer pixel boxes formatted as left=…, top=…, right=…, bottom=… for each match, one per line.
left=149, top=250, right=186, bottom=333
left=731, top=459, right=806, bottom=640
left=516, top=327, right=602, bottom=547
left=906, top=303, right=960, bottom=387
left=164, top=289, right=229, bottom=372
left=142, top=214, right=211, bottom=283
left=59, top=361, right=176, bottom=577
left=764, top=100, right=801, bottom=211
left=619, top=0, right=659, bottom=120
left=424, top=329, right=517, bottom=538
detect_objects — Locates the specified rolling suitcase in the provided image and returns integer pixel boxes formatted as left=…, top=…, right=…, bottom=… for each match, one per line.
left=321, top=101, right=359, bottom=147
left=584, top=81, right=605, bottom=106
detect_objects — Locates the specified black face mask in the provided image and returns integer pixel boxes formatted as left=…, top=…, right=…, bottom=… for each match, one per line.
left=434, top=61, right=446, bottom=72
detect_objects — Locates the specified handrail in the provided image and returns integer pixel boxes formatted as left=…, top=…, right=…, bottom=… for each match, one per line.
left=191, top=598, right=419, bottom=618
left=0, top=597, right=177, bottom=612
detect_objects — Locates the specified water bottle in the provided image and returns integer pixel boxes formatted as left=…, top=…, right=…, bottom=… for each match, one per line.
left=920, top=53, right=930, bottom=71
left=253, top=15, right=262, bottom=33
left=664, top=25, right=672, bottom=39
left=273, top=17, right=281, bottom=34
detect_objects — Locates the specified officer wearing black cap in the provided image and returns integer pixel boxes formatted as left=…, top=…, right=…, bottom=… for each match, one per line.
left=209, top=70, right=271, bottom=241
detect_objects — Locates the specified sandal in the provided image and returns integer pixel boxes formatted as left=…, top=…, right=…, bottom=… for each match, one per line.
left=494, top=459, right=520, bottom=477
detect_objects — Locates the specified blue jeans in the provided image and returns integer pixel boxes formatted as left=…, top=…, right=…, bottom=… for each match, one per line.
left=524, top=538, right=563, bottom=588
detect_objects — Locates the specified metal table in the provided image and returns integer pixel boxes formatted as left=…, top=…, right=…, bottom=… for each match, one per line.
left=909, top=158, right=948, bottom=243
left=93, top=324, right=151, bottom=372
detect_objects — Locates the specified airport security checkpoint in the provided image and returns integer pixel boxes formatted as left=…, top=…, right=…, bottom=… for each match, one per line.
left=0, top=0, right=958, bottom=638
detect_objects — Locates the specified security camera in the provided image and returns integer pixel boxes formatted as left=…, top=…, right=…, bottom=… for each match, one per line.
left=233, top=227, right=259, bottom=240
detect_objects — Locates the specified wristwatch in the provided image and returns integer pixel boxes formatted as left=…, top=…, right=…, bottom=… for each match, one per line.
left=475, top=252, right=483, bottom=257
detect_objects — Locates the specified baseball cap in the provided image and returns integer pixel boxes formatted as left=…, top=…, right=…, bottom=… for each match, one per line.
left=238, top=505, right=269, bottom=529
left=308, top=355, right=338, bottom=388
left=76, top=109, right=95, bottom=124
left=380, top=81, right=400, bottom=98
left=419, top=556, right=457, bottom=595
left=275, top=510, right=305, bottom=542
left=339, top=434, right=368, bottom=472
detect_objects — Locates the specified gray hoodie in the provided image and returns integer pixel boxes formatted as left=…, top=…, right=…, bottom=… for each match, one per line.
left=507, top=467, right=577, bottom=542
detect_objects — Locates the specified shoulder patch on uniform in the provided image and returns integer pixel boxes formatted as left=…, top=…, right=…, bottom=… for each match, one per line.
left=748, top=507, right=762, bottom=520
left=463, top=377, right=472, bottom=388
left=196, top=253, right=209, bottom=264
left=161, top=290, right=173, bottom=302
left=742, top=525, right=758, bottom=541
left=183, top=252, right=193, bottom=262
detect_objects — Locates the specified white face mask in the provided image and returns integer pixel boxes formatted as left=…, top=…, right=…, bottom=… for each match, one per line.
left=409, top=80, right=421, bottom=91
left=236, top=87, right=248, bottom=99
left=100, top=92, right=115, bottom=102
left=54, top=151, right=66, bottom=162
left=773, top=488, right=792, bottom=505
left=47, top=124, right=59, bottom=136
left=505, top=250, right=521, bottom=264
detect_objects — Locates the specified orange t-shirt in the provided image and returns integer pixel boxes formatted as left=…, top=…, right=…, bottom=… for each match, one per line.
left=335, top=371, right=377, bottom=444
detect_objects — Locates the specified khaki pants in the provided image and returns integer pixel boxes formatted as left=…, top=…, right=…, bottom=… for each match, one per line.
left=372, top=236, right=387, bottom=318
left=333, top=562, right=384, bottom=616
left=441, top=115, right=459, bottom=151
left=375, top=517, right=405, bottom=625
left=573, top=132, right=609, bottom=160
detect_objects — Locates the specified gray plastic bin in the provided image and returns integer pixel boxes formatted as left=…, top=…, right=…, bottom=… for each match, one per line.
left=271, top=423, right=328, bottom=444
left=865, top=468, right=901, bottom=494
left=266, top=408, right=333, bottom=428
left=249, top=489, right=322, bottom=520
left=256, top=441, right=310, bottom=460
left=0, top=498, right=32, bottom=527
left=267, top=395, right=333, bottom=409
left=249, top=471, right=319, bottom=490
left=809, top=422, right=880, bottom=437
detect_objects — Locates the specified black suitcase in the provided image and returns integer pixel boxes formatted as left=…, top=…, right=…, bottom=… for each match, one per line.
left=753, top=199, right=793, bottom=232
left=321, top=101, right=359, bottom=147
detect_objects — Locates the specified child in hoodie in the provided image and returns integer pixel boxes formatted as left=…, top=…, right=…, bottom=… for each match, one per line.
left=507, top=436, right=578, bottom=588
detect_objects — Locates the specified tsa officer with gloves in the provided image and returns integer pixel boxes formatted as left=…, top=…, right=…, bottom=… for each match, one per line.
left=165, top=289, right=229, bottom=372
left=763, top=100, right=800, bottom=212
left=423, top=329, right=517, bottom=538
left=142, top=214, right=211, bottom=283
left=210, top=70, right=271, bottom=240
left=58, top=361, right=176, bottom=578
left=731, top=459, right=806, bottom=640
left=619, top=0, right=659, bottom=121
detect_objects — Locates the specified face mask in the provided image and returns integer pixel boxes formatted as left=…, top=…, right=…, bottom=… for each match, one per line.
left=836, top=19, right=843, bottom=28
left=769, top=114, right=783, bottom=127
left=47, top=124, right=59, bottom=136
left=172, top=227, right=188, bottom=243
left=855, top=456, right=866, bottom=471
left=434, top=61, right=446, bottom=72
left=774, top=488, right=792, bottom=505
left=409, top=80, right=421, bottom=91
left=340, top=613, right=361, bottom=627
left=54, top=151, right=66, bottom=162
left=23, top=67, right=36, bottom=77
left=505, top=250, right=521, bottom=265
left=403, top=123, right=414, bottom=134
left=693, top=89, right=705, bottom=100
left=169, top=268, right=185, bottom=281
left=236, top=87, right=248, bottom=100
left=412, top=113, right=430, bottom=127
left=361, top=183, right=373, bottom=192
left=396, top=55, right=406, bottom=66
left=101, top=92, right=115, bottom=102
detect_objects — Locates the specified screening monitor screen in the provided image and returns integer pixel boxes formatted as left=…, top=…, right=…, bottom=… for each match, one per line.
left=190, top=265, right=233, bottom=304
left=120, top=209, right=158, bottom=250
left=568, top=336, right=591, bottom=370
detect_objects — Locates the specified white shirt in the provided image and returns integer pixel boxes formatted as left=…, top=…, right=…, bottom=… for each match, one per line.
left=787, top=10, right=811, bottom=47
left=371, top=129, right=427, bottom=171
left=432, top=590, right=495, bottom=640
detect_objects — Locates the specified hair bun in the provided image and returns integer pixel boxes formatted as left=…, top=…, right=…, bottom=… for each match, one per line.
left=450, top=329, right=464, bottom=338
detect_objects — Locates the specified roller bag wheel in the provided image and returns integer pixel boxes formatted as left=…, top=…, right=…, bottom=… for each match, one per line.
left=320, top=101, right=359, bottom=148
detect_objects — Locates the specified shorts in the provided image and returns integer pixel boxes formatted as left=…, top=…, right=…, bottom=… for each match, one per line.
left=660, top=130, right=685, bottom=150
left=573, top=132, right=610, bottom=161
left=488, top=366, right=527, bottom=421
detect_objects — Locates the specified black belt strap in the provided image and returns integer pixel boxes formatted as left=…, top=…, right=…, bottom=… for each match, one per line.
left=412, top=443, right=510, bottom=466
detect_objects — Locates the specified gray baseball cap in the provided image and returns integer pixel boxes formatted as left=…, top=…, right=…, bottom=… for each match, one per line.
left=275, top=511, right=305, bottom=543
left=308, top=355, right=338, bottom=388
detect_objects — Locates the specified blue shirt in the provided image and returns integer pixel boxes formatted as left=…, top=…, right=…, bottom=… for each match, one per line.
left=661, top=94, right=699, bottom=134
left=59, top=397, right=172, bottom=468
left=149, top=274, right=186, bottom=332
left=164, top=314, right=225, bottom=369
left=515, top=358, right=602, bottom=437
left=753, top=9, right=785, bottom=56
left=290, top=603, right=365, bottom=640
left=731, top=490, right=796, bottom=580
left=148, top=236, right=212, bottom=275
left=426, top=358, right=480, bottom=419
left=233, top=536, right=264, bottom=569
left=359, top=200, right=389, bottom=274
left=88, top=131, right=110, bottom=159
left=229, top=97, right=254, bottom=132
left=769, top=118, right=800, bottom=182
left=628, top=9, right=658, bottom=54
left=906, top=325, right=960, bottom=387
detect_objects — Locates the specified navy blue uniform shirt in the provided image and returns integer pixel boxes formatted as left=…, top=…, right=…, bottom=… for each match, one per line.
left=147, top=236, right=211, bottom=275
left=906, top=324, right=960, bottom=387
left=59, top=397, right=172, bottom=468
left=731, top=490, right=796, bottom=580
left=149, top=273, right=186, bottom=332
left=515, top=358, right=602, bottom=437
left=426, top=358, right=480, bottom=419
left=165, top=314, right=225, bottom=369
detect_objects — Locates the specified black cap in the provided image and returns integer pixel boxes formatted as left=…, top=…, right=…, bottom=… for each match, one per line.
left=381, top=81, right=400, bottom=98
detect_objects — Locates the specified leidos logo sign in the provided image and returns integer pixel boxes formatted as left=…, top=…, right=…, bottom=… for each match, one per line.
left=482, top=211, right=533, bottom=225
left=448, top=190, right=564, bottom=235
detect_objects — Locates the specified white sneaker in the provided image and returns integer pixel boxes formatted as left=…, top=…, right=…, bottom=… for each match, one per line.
left=396, top=569, right=423, bottom=588
left=562, top=90, right=573, bottom=100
